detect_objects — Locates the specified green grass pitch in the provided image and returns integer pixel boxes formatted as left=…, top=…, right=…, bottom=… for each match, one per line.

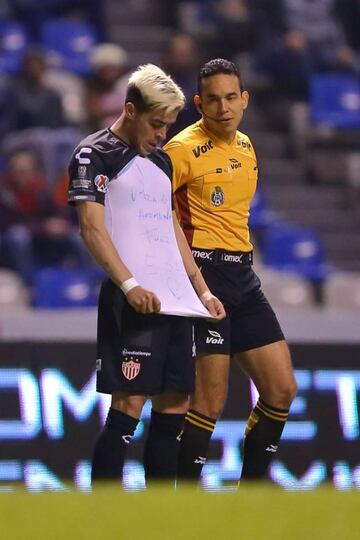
left=2, top=484, right=359, bottom=540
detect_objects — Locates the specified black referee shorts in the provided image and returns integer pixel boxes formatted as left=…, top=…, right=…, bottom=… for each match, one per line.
left=192, top=249, right=285, bottom=355
left=96, top=279, right=195, bottom=395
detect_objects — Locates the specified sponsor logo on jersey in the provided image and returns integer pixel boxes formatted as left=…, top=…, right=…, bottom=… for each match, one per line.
left=192, top=139, right=214, bottom=158
left=237, top=138, right=251, bottom=150
left=211, top=186, right=224, bottom=207
left=229, top=158, right=241, bottom=169
left=206, top=330, right=224, bottom=345
left=194, top=456, right=206, bottom=465
left=192, top=250, right=214, bottom=261
left=73, top=195, right=90, bottom=200
left=94, top=174, right=109, bottom=192
left=73, top=178, right=92, bottom=190
left=122, top=358, right=141, bottom=381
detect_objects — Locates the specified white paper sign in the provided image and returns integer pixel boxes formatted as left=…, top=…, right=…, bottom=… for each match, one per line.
left=105, top=156, right=212, bottom=318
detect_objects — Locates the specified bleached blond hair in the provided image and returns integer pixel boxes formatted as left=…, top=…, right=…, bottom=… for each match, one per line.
left=126, top=64, right=185, bottom=113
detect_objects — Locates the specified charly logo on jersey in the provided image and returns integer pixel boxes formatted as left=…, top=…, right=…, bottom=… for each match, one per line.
left=122, top=357, right=141, bottom=381
left=206, top=330, right=224, bottom=345
left=94, top=174, right=109, bottom=192
left=210, top=186, right=225, bottom=207
left=192, top=139, right=213, bottom=158
left=75, top=147, right=92, bottom=164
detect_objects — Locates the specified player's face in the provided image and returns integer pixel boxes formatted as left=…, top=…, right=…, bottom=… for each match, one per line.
left=131, top=108, right=179, bottom=156
left=195, top=73, right=249, bottom=142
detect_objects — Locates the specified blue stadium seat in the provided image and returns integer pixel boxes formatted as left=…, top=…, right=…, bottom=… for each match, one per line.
left=33, top=268, right=99, bottom=308
left=262, top=223, right=329, bottom=282
left=41, top=18, right=97, bottom=75
left=310, top=74, right=360, bottom=129
left=0, top=20, right=28, bottom=73
left=249, top=188, right=279, bottom=231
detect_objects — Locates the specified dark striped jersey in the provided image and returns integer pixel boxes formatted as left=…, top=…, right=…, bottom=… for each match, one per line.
left=67, top=128, right=177, bottom=288
left=68, top=127, right=173, bottom=207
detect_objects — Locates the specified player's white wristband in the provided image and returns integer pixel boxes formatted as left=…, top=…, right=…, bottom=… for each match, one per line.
left=120, top=277, right=139, bottom=295
left=200, top=290, right=213, bottom=302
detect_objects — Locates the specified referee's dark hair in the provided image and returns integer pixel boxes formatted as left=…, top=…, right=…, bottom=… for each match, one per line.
left=197, top=58, right=244, bottom=94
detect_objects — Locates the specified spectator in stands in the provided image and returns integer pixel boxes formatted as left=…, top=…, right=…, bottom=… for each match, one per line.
left=209, top=0, right=257, bottom=60
left=0, top=149, right=89, bottom=287
left=0, top=71, right=17, bottom=144
left=13, top=48, right=66, bottom=130
left=162, top=34, right=200, bottom=137
left=45, top=66, right=86, bottom=127
left=84, top=43, right=128, bottom=132
left=337, top=0, right=360, bottom=55
left=254, top=0, right=358, bottom=100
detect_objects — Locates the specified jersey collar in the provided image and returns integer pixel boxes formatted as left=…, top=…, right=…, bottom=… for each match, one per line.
left=198, top=119, right=238, bottom=149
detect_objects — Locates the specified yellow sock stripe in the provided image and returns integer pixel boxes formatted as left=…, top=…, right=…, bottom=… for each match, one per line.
left=256, top=402, right=288, bottom=422
left=244, top=412, right=259, bottom=438
left=185, top=416, right=214, bottom=433
left=186, top=411, right=216, bottom=429
left=258, top=401, right=289, bottom=419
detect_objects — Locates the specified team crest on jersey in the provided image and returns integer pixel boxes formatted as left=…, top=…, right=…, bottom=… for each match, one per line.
left=94, top=174, right=109, bottom=192
left=210, top=186, right=225, bottom=207
left=122, top=358, right=141, bottom=380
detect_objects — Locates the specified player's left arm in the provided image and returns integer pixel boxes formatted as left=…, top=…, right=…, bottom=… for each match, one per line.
left=172, top=211, right=225, bottom=320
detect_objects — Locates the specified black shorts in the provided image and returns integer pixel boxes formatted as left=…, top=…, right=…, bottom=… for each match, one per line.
left=96, top=279, right=195, bottom=395
left=193, top=249, right=285, bottom=355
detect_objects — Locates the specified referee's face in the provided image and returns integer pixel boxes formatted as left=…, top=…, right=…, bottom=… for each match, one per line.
left=195, top=73, right=249, bottom=143
left=130, top=107, right=179, bottom=156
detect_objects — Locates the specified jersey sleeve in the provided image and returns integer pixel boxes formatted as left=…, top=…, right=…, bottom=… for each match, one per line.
left=68, top=146, right=108, bottom=205
left=248, top=137, right=259, bottom=180
left=163, top=140, right=192, bottom=192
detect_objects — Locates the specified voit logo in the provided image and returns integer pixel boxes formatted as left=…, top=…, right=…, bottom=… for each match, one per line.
left=229, top=158, right=241, bottom=170
left=192, top=139, right=213, bottom=158
left=206, top=330, right=224, bottom=345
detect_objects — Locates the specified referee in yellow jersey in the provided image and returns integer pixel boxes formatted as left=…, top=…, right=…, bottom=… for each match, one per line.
left=164, top=58, right=297, bottom=483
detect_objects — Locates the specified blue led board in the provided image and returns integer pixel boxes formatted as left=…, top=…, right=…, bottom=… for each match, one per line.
left=0, top=343, right=359, bottom=492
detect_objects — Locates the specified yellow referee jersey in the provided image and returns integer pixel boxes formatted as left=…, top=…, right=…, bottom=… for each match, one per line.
left=164, top=119, right=258, bottom=252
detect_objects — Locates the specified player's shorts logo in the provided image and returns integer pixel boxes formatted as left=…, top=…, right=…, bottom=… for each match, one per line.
left=211, top=186, right=225, bottom=207
left=122, top=359, right=141, bottom=380
left=206, top=330, right=224, bottom=345
left=94, top=174, right=109, bottom=193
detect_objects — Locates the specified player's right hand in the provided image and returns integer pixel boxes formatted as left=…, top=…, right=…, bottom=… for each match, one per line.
left=126, top=286, right=161, bottom=314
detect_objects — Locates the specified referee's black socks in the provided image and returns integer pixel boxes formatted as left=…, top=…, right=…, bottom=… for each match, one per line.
left=240, top=398, right=288, bottom=480
left=144, top=409, right=185, bottom=485
left=177, top=409, right=216, bottom=484
left=91, top=407, right=139, bottom=484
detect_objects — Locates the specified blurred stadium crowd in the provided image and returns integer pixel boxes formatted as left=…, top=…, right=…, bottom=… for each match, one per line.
left=0, top=0, right=359, bottom=310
